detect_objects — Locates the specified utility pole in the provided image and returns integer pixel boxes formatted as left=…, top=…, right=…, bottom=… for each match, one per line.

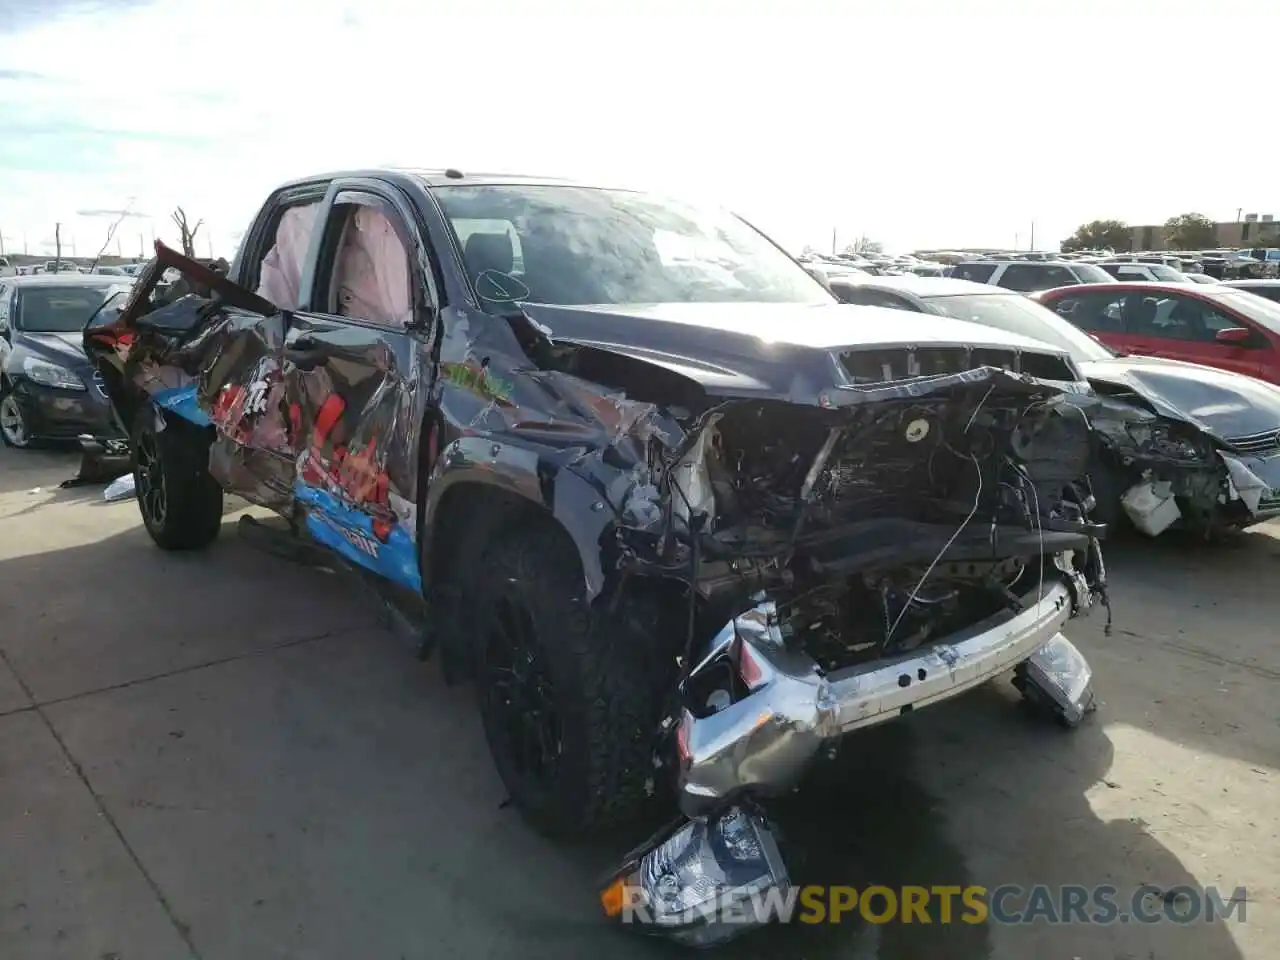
left=831, top=227, right=837, bottom=256
left=0, top=230, right=5, bottom=258
left=1029, top=220, right=1036, bottom=251
left=54, top=223, right=62, bottom=271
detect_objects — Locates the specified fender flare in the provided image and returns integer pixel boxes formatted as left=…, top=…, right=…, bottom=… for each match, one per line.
left=420, top=437, right=615, bottom=601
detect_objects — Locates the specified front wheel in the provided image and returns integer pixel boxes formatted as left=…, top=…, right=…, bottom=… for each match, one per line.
left=133, top=404, right=223, bottom=550
left=0, top=383, right=33, bottom=449
left=471, top=523, right=677, bottom=838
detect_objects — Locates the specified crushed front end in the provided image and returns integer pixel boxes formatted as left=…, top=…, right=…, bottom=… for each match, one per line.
left=1085, top=387, right=1280, bottom=537
left=601, top=368, right=1107, bottom=946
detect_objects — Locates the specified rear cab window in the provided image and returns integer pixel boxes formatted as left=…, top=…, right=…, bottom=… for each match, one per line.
left=998, top=263, right=1076, bottom=291
left=951, top=263, right=996, bottom=283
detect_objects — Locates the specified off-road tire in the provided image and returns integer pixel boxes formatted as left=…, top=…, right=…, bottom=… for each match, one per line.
left=132, top=403, right=223, bottom=550
left=471, top=522, right=678, bottom=838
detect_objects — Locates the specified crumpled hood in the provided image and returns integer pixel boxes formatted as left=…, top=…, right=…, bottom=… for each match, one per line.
left=15, top=331, right=89, bottom=366
left=1080, top=355, right=1280, bottom=441
left=518, top=301, right=1075, bottom=404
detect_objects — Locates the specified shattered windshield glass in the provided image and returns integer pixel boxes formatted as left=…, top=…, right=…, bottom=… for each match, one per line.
left=433, top=184, right=834, bottom=309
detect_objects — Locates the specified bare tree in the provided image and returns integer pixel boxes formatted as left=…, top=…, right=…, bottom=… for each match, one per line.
left=170, top=206, right=203, bottom=258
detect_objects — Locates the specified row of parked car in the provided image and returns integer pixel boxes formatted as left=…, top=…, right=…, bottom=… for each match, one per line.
left=0, top=258, right=147, bottom=278
left=824, top=268, right=1280, bottom=537
left=923, top=247, right=1280, bottom=280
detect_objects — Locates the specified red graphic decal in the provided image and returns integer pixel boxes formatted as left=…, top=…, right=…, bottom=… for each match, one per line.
left=298, top=394, right=393, bottom=526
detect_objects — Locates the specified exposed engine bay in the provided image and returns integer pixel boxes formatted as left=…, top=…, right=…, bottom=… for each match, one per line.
left=602, top=375, right=1107, bottom=946
left=616, top=379, right=1105, bottom=676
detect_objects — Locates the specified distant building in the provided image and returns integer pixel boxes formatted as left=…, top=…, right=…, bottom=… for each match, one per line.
left=1129, top=216, right=1278, bottom=251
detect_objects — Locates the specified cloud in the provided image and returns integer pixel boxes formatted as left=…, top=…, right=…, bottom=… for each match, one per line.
left=0, top=0, right=153, bottom=35
left=0, top=68, right=49, bottom=81
left=1, top=0, right=1279, bottom=257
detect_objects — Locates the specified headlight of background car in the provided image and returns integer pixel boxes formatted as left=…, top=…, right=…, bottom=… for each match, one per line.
left=22, top=356, right=86, bottom=391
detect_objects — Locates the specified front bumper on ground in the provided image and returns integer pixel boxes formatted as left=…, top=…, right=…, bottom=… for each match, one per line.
left=677, top=575, right=1090, bottom=817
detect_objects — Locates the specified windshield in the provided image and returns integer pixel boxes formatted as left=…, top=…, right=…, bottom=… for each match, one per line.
left=1149, top=265, right=1188, bottom=281
left=14, top=284, right=122, bottom=332
left=1211, top=289, right=1280, bottom=335
left=432, top=184, right=834, bottom=309
left=925, top=292, right=1113, bottom=363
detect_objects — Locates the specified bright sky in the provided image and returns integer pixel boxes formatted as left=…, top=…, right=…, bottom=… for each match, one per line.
left=0, top=0, right=1276, bottom=261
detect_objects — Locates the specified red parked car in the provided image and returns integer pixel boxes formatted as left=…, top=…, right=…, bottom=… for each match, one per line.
left=1033, top=281, right=1280, bottom=384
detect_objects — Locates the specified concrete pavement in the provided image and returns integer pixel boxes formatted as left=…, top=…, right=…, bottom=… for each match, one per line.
left=1, top=447, right=1275, bottom=959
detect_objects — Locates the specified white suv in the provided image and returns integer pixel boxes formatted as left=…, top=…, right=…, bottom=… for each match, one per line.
left=951, top=259, right=1112, bottom=292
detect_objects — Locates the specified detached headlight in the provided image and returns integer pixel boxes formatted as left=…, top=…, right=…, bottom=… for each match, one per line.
left=600, top=806, right=790, bottom=947
left=22, top=356, right=86, bottom=391
left=1023, top=633, right=1095, bottom=726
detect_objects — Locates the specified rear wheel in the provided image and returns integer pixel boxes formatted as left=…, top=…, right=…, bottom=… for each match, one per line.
left=133, top=404, right=223, bottom=550
left=0, top=383, right=32, bottom=449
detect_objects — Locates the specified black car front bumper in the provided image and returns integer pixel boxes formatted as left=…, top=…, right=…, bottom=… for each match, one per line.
left=9, top=374, right=129, bottom=451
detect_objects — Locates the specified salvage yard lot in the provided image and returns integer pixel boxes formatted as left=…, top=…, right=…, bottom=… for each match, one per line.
left=0, top=447, right=1276, bottom=960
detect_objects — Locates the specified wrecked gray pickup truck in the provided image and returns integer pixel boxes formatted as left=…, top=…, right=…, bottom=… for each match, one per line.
left=85, top=170, right=1107, bottom=947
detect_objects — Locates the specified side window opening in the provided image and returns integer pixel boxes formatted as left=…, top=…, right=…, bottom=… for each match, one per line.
left=255, top=200, right=322, bottom=311
left=1044, top=265, right=1076, bottom=286
left=953, top=263, right=996, bottom=283
left=321, top=200, right=414, bottom=327
left=998, top=264, right=1039, bottom=292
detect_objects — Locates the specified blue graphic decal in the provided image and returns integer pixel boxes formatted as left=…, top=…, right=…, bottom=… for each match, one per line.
left=150, top=384, right=212, bottom=427
left=294, top=483, right=422, bottom=593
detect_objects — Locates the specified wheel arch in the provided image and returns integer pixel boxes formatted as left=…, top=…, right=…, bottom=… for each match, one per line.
left=421, top=457, right=613, bottom=603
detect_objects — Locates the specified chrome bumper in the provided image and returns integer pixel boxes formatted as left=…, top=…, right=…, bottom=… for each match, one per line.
left=677, top=576, right=1086, bottom=816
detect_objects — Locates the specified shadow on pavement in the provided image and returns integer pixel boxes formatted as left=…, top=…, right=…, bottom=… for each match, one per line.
left=564, top=692, right=1247, bottom=959
left=0, top=447, right=82, bottom=495
left=0, top=499, right=1258, bottom=958
left=1077, top=525, right=1280, bottom=774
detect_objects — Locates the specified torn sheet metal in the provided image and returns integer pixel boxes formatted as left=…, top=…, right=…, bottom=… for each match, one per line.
left=1219, top=452, right=1269, bottom=514
left=85, top=241, right=426, bottom=593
